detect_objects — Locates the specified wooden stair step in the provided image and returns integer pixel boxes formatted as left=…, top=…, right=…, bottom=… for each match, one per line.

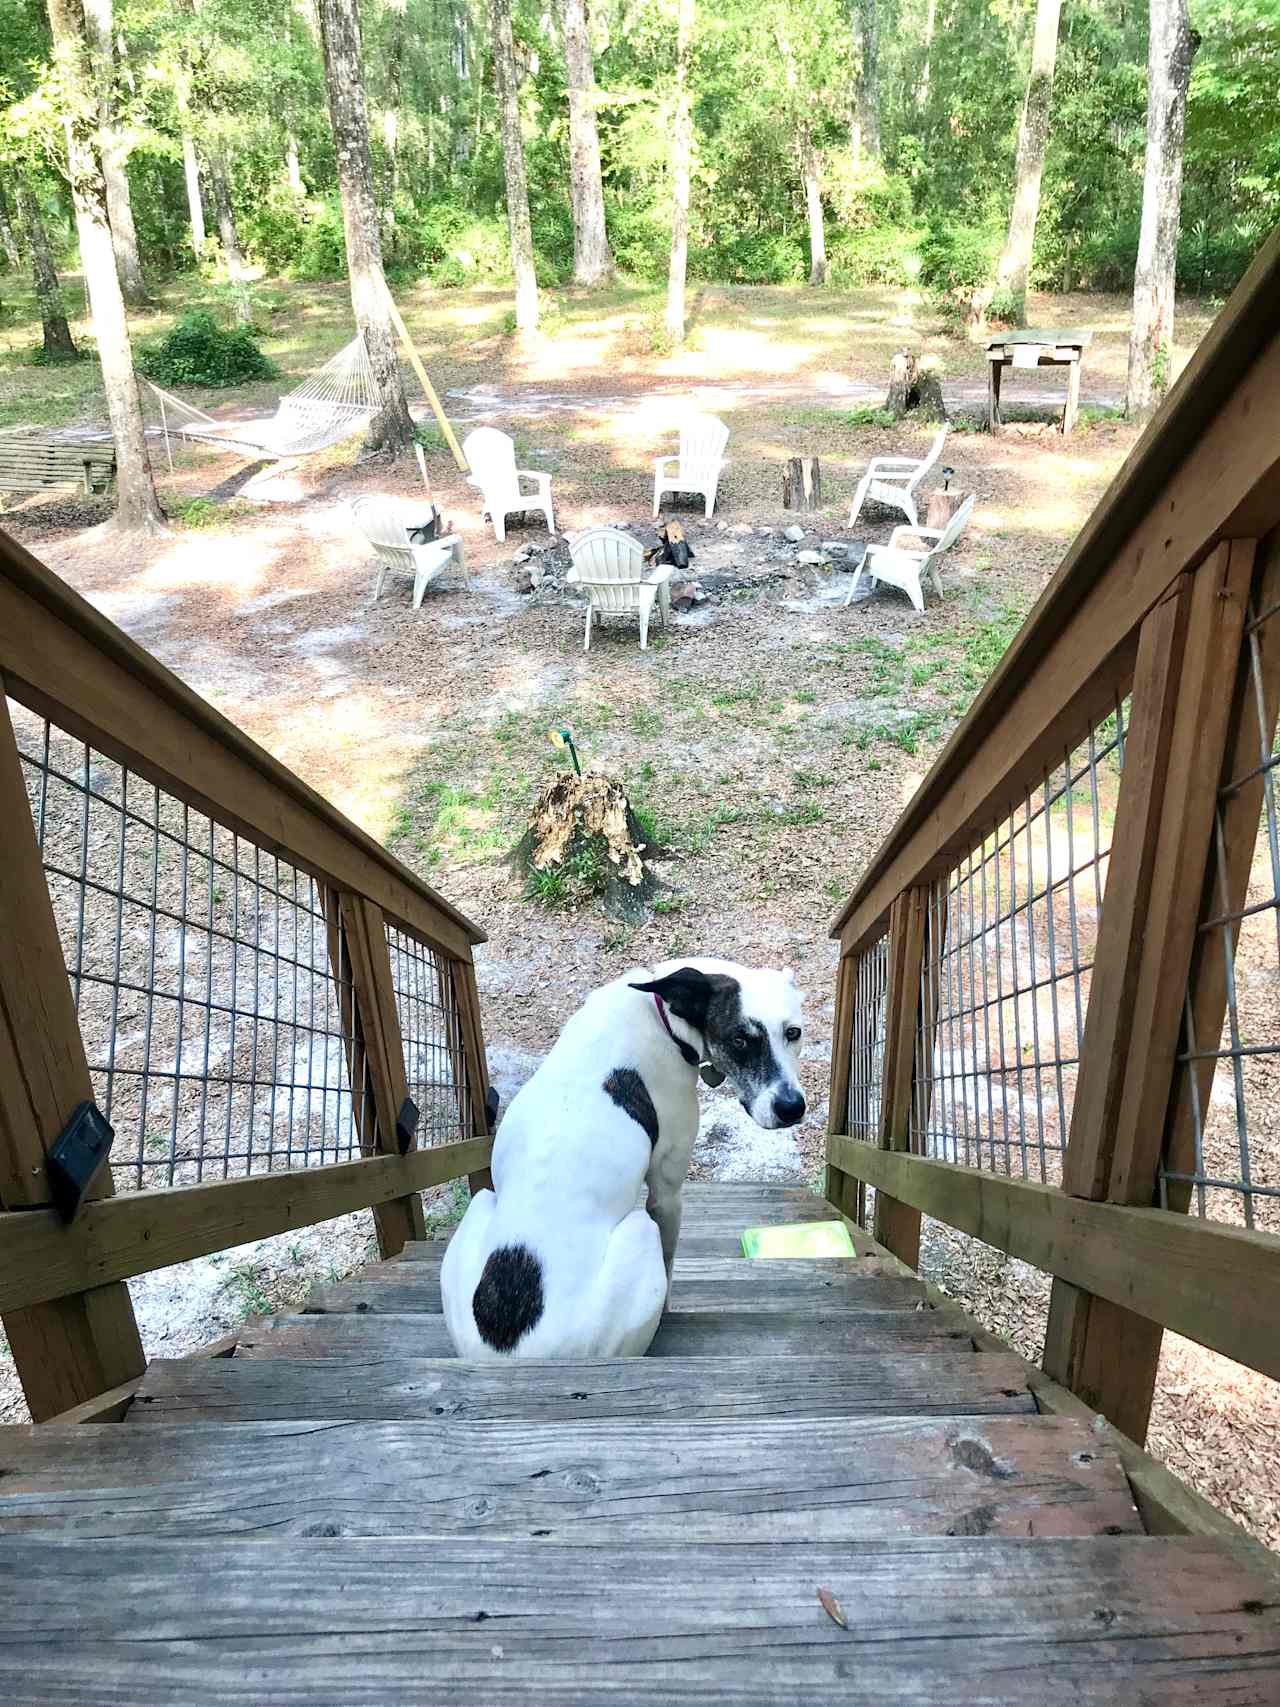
left=0, top=1536, right=1275, bottom=1702
left=328, top=1261, right=924, bottom=1313
left=397, top=1227, right=870, bottom=1260
left=133, top=1350, right=1034, bottom=1424
left=236, top=1310, right=975, bottom=1358
left=0, top=1415, right=1140, bottom=1541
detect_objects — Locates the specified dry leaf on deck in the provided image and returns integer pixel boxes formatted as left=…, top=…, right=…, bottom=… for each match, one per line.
left=817, top=1586, right=848, bottom=1630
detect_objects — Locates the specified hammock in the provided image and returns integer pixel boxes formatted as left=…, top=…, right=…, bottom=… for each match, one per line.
left=147, top=334, right=380, bottom=465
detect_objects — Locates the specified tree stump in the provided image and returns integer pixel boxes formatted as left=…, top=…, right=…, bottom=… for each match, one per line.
left=885, top=350, right=947, bottom=421
left=783, top=456, right=821, bottom=510
left=885, top=351, right=918, bottom=419
left=511, top=770, right=667, bottom=923
left=924, top=489, right=969, bottom=530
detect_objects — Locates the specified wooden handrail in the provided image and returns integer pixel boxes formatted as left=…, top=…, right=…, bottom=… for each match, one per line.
left=831, top=226, right=1280, bottom=957
left=0, top=1139, right=492, bottom=1314
left=0, top=527, right=484, bottom=960
left=829, top=1138, right=1280, bottom=1386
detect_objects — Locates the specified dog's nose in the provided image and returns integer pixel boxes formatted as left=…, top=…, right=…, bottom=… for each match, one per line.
left=773, top=1089, right=806, bottom=1127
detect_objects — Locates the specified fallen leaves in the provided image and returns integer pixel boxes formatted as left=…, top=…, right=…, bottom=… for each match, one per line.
left=817, top=1586, right=848, bottom=1630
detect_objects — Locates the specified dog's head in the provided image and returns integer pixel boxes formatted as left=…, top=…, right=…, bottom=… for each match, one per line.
left=630, top=960, right=806, bottom=1129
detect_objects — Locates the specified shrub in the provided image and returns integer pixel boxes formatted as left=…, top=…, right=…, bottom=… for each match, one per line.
left=826, top=225, right=922, bottom=288
left=292, top=201, right=347, bottom=280
left=137, top=311, right=277, bottom=388
left=239, top=185, right=312, bottom=275
left=428, top=214, right=512, bottom=288
left=606, top=201, right=670, bottom=283
left=693, top=232, right=806, bottom=285
left=917, top=217, right=1004, bottom=315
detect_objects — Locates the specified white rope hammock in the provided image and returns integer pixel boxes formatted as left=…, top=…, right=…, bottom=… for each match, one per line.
left=147, top=334, right=380, bottom=464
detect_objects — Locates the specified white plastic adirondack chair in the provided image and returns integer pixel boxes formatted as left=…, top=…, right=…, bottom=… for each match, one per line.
left=463, top=427, right=555, bottom=542
left=653, top=414, right=729, bottom=519
left=848, top=425, right=949, bottom=530
left=845, top=494, right=975, bottom=614
left=567, top=527, right=674, bottom=651
left=350, top=496, right=468, bottom=608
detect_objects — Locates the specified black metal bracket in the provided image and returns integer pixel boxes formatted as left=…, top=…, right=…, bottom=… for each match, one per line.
left=484, top=1085, right=500, bottom=1133
left=47, top=1101, right=114, bottom=1222
left=395, top=1097, right=420, bottom=1156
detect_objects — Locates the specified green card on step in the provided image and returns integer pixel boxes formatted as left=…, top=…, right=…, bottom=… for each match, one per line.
left=741, top=1221, right=856, bottom=1259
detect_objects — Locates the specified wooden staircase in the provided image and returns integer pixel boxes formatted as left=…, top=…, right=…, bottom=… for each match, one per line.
left=0, top=1183, right=1276, bottom=1702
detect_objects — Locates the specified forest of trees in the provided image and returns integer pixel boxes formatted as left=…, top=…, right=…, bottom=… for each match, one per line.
left=0, top=0, right=1276, bottom=517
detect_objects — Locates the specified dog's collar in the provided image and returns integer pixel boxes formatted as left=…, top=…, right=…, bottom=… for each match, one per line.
left=652, top=994, right=725, bottom=1088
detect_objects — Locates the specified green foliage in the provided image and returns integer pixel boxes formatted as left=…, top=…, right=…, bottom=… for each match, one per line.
left=694, top=232, right=806, bottom=285
left=917, top=217, right=1003, bottom=314
left=292, top=201, right=347, bottom=280
left=137, top=310, right=278, bottom=388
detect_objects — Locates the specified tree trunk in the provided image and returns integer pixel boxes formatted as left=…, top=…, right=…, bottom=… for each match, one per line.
left=983, top=0, right=1062, bottom=326
left=315, top=0, right=414, bottom=454
left=917, top=0, right=936, bottom=110
left=383, top=0, right=406, bottom=211
left=1125, top=0, right=1198, bottom=420
left=286, top=132, right=305, bottom=196
left=16, top=183, right=79, bottom=360
left=46, top=0, right=164, bottom=531
left=181, top=132, right=205, bottom=253
left=207, top=148, right=252, bottom=323
left=664, top=0, right=694, bottom=344
left=489, top=0, right=539, bottom=336
left=801, top=128, right=826, bottom=286
left=855, top=0, right=880, bottom=160
left=560, top=0, right=614, bottom=286
left=82, top=0, right=147, bottom=304
left=885, top=349, right=918, bottom=417
left=0, top=188, right=20, bottom=269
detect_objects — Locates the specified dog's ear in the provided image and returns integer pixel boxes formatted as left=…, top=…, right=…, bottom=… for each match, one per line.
left=630, top=966, right=733, bottom=1033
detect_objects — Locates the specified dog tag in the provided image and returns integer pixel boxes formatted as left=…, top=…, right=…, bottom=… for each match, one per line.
left=699, top=1064, right=725, bottom=1088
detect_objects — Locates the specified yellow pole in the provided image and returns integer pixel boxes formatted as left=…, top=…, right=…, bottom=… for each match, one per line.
left=382, top=284, right=469, bottom=472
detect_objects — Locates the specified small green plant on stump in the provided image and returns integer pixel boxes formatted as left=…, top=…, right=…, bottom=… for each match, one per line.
left=514, top=770, right=666, bottom=923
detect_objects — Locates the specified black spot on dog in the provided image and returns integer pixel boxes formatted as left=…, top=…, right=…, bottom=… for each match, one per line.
left=604, top=1066, right=659, bottom=1147
left=472, top=1244, right=544, bottom=1352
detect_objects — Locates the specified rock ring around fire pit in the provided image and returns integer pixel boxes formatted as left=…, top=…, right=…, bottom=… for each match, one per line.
left=508, top=518, right=871, bottom=614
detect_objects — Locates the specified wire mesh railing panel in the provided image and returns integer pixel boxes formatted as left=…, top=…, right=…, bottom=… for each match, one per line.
left=10, top=703, right=372, bottom=1191
left=912, top=704, right=1128, bottom=1182
left=846, top=935, right=889, bottom=1141
left=385, top=923, right=468, bottom=1145
left=1161, top=597, right=1280, bottom=1234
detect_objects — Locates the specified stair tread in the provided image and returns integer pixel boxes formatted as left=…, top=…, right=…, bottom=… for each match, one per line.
left=133, top=1349, right=1033, bottom=1423
left=0, top=1413, right=1138, bottom=1541
left=0, top=1535, right=1275, bottom=1703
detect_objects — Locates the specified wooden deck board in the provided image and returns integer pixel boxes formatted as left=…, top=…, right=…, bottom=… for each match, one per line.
left=0, top=1537, right=1275, bottom=1703
left=132, top=1350, right=1035, bottom=1423
left=0, top=1415, right=1140, bottom=1540
left=269, top=1306, right=973, bottom=1354
left=314, top=1263, right=926, bottom=1314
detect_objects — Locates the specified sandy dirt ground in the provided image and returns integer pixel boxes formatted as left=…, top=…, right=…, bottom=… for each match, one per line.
left=1, top=282, right=1275, bottom=1550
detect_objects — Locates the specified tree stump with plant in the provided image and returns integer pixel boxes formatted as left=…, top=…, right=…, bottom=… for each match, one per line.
left=884, top=350, right=947, bottom=421
left=513, top=770, right=666, bottom=923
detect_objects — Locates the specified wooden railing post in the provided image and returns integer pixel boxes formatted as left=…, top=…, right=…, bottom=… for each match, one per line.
left=873, top=888, right=930, bottom=1267
left=1044, top=541, right=1257, bottom=1442
left=0, top=699, right=145, bottom=1420
left=326, top=893, right=426, bottom=1258
left=449, top=959, right=495, bottom=1194
left=824, top=952, right=861, bottom=1225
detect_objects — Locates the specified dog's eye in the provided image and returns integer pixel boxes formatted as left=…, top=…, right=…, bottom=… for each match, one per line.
left=784, top=1025, right=802, bottom=1044
left=730, top=1031, right=750, bottom=1056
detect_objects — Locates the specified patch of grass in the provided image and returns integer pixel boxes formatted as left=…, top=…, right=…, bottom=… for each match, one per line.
left=425, top=1178, right=470, bottom=1235
left=171, top=496, right=237, bottom=529
left=631, top=707, right=663, bottom=737
left=780, top=801, right=826, bottom=825
left=224, top=1263, right=273, bottom=1319
left=526, top=866, right=569, bottom=907
left=651, top=894, right=687, bottom=915
left=793, top=767, right=834, bottom=791
left=710, top=684, right=763, bottom=709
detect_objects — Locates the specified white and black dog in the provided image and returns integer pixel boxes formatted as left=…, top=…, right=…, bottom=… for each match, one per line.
left=441, top=958, right=805, bottom=1360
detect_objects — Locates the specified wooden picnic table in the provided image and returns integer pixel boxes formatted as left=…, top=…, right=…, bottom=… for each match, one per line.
left=987, top=327, right=1093, bottom=434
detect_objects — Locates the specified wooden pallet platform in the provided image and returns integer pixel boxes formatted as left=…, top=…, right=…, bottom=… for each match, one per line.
left=1, top=1181, right=1275, bottom=1703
